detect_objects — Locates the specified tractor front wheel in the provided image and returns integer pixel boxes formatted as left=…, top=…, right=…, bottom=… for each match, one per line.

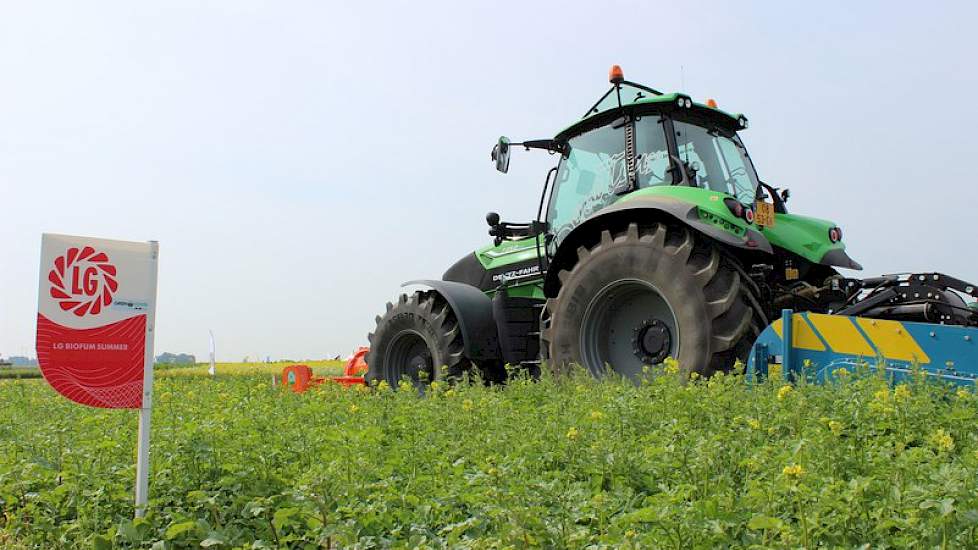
left=365, top=291, right=467, bottom=387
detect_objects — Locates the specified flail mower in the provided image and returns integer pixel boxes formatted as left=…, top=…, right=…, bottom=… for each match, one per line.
left=282, top=346, right=368, bottom=393
left=355, top=65, right=978, bottom=388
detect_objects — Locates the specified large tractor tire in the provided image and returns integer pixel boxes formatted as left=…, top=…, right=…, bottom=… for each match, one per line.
left=365, top=291, right=468, bottom=387
left=543, top=222, right=757, bottom=379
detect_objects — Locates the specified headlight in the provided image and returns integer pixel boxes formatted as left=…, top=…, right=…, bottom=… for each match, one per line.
left=828, top=227, right=842, bottom=243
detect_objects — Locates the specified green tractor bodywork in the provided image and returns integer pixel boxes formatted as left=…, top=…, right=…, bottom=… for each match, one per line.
left=365, top=68, right=872, bottom=384
left=473, top=184, right=854, bottom=292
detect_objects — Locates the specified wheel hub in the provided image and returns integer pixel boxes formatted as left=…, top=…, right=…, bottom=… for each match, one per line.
left=385, top=331, right=433, bottom=385
left=632, top=319, right=672, bottom=365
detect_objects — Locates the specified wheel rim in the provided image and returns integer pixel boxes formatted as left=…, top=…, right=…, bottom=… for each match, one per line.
left=384, top=330, right=433, bottom=385
left=579, top=279, right=679, bottom=380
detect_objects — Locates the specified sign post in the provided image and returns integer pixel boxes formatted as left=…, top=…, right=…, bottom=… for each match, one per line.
left=208, top=330, right=216, bottom=376
left=35, top=234, right=159, bottom=517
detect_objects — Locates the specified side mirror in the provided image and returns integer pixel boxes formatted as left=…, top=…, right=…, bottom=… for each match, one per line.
left=780, top=188, right=791, bottom=203
left=491, top=136, right=511, bottom=173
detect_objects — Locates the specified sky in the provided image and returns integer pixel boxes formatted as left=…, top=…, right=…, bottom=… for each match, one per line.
left=2, top=1, right=977, bottom=362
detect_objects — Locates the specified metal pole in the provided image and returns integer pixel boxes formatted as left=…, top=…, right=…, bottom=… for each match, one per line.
left=135, top=241, right=160, bottom=518
left=781, top=309, right=794, bottom=381
left=208, top=330, right=216, bottom=376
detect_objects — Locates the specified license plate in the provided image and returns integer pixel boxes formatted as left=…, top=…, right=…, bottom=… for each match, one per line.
left=754, top=201, right=775, bottom=227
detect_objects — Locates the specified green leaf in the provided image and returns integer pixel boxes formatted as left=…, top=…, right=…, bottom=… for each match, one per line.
left=165, top=520, right=197, bottom=540
left=272, top=506, right=299, bottom=530
left=747, top=515, right=783, bottom=531
left=940, top=498, right=956, bottom=517
left=92, top=535, right=112, bottom=550
left=200, top=536, right=226, bottom=547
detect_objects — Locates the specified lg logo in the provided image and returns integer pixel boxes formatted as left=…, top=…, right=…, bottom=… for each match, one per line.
left=48, top=246, right=118, bottom=316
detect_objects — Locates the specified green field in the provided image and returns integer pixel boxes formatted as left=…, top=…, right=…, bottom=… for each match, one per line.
left=0, top=367, right=42, bottom=380
left=155, top=361, right=346, bottom=379
left=1, top=365, right=977, bottom=548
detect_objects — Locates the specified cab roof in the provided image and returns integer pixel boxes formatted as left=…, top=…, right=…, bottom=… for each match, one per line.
left=555, top=78, right=749, bottom=141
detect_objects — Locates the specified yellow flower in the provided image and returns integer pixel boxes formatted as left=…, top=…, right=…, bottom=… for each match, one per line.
left=894, top=384, right=911, bottom=402
left=768, top=364, right=783, bottom=381
left=929, top=429, right=955, bottom=452
left=398, top=380, right=414, bottom=391
left=589, top=410, right=605, bottom=420
left=566, top=427, right=579, bottom=441
left=874, top=387, right=890, bottom=403
left=663, top=357, right=680, bottom=375
left=777, top=385, right=793, bottom=401
left=832, top=367, right=850, bottom=378
left=689, top=371, right=700, bottom=381
left=377, top=380, right=390, bottom=391
left=349, top=404, right=359, bottom=414
left=625, top=529, right=637, bottom=538
left=444, top=389, right=456, bottom=398
left=746, top=418, right=761, bottom=430
left=957, top=387, right=971, bottom=399
left=828, top=420, right=843, bottom=435
left=782, top=463, right=805, bottom=479
left=462, top=399, right=473, bottom=411
left=430, top=381, right=443, bottom=392
left=487, top=467, right=498, bottom=476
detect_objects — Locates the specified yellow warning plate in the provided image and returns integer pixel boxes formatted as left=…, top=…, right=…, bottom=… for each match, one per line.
left=755, top=201, right=775, bottom=227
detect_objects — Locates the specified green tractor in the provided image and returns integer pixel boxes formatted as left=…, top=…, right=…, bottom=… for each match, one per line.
left=364, top=66, right=884, bottom=385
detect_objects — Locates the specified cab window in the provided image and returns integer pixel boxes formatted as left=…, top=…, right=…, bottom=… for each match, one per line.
left=634, top=115, right=671, bottom=187
left=673, top=120, right=759, bottom=203
left=547, top=124, right=625, bottom=241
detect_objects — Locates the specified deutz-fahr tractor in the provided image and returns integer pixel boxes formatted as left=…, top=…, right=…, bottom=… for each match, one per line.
left=364, top=66, right=978, bottom=386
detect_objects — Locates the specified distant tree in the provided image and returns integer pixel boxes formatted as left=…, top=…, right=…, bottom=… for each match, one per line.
left=156, top=352, right=196, bottom=365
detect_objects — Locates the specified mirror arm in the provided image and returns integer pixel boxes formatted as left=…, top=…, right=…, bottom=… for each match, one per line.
left=514, top=139, right=568, bottom=156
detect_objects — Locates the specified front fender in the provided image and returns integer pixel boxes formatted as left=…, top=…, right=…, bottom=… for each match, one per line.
left=402, top=280, right=499, bottom=361
left=544, top=196, right=772, bottom=296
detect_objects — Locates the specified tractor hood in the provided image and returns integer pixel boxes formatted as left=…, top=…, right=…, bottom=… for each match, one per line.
left=761, top=213, right=862, bottom=270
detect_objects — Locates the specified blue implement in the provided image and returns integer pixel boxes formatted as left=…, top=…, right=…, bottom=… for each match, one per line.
left=747, top=309, right=978, bottom=386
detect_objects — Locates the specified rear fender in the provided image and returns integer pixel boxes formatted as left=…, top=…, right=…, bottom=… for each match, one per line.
left=544, top=196, right=772, bottom=296
left=402, top=280, right=499, bottom=361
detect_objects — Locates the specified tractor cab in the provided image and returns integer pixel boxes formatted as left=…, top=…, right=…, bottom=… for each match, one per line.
left=492, top=65, right=767, bottom=250
left=548, top=80, right=760, bottom=245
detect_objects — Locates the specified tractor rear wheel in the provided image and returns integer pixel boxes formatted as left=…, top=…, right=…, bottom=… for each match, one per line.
left=543, top=223, right=756, bottom=379
left=365, top=291, right=467, bottom=387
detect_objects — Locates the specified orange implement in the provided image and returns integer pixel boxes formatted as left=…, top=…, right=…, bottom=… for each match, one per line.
left=282, top=346, right=368, bottom=393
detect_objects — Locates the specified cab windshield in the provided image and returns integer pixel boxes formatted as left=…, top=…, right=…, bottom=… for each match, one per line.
left=673, top=120, right=759, bottom=203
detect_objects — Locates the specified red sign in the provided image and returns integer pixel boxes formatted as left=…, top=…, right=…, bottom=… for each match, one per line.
left=36, top=234, right=158, bottom=409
